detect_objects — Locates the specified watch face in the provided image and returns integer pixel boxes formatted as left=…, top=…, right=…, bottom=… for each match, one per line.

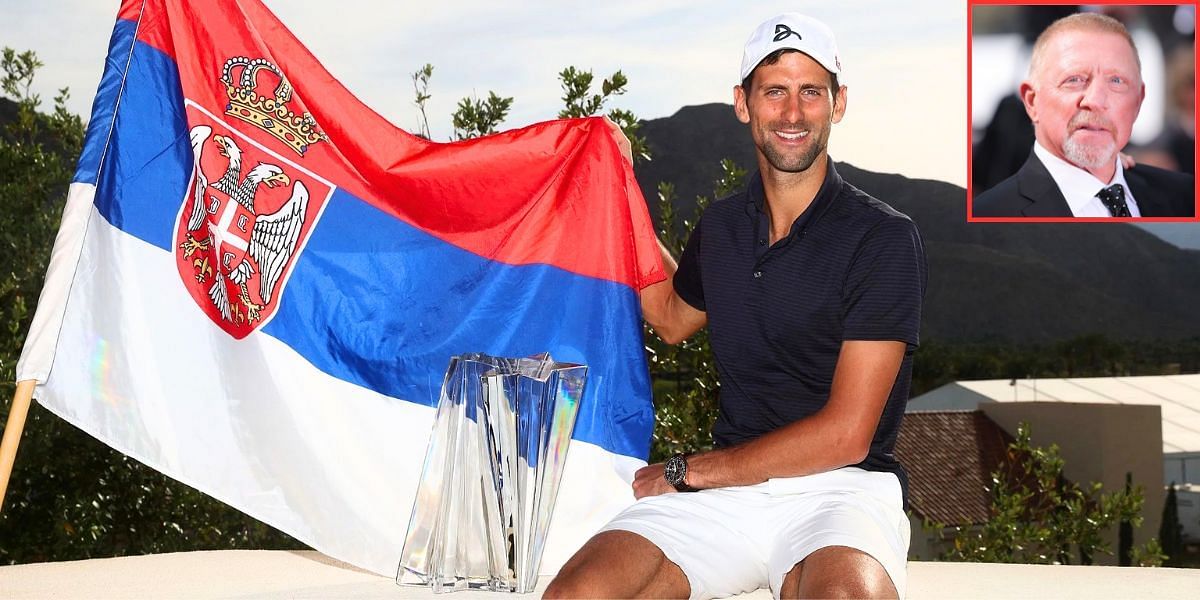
left=664, top=455, right=687, bottom=485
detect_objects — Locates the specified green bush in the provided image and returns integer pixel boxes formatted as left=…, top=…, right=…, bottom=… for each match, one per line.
left=937, top=422, right=1158, bottom=566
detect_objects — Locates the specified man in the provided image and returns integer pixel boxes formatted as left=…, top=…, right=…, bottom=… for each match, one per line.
left=545, top=14, right=927, bottom=599
left=974, top=12, right=1194, bottom=218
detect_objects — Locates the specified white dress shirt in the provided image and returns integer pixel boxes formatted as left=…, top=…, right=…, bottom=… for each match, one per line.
left=1033, top=141, right=1142, bottom=217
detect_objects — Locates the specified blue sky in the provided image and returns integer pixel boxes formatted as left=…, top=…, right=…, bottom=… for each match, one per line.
left=2, top=0, right=966, bottom=185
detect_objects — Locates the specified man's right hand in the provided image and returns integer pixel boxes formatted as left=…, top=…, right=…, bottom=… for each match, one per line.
left=640, top=239, right=707, bottom=344
left=632, top=462, right=678, bottom=499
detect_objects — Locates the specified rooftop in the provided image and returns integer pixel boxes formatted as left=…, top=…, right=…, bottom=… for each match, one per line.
left=895, top=410, right=1012, bottom=525
left=908, top=373, right=1200, bottom=453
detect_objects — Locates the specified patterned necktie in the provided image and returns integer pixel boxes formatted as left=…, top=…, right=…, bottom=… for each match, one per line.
left=1096, top=183, right=1130, bottom=217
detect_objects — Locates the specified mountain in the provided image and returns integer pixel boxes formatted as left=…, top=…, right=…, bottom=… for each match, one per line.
left=1134, top=223, right=1200, bottom=251
left=0, top=96, right=21, bottom=141
left=633, top=103, right=1200, bottom=342
left=635, top=103, right=758, bottom=213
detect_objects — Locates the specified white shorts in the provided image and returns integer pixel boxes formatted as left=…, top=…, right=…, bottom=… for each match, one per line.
left=599, top=467, right=910, bottom=599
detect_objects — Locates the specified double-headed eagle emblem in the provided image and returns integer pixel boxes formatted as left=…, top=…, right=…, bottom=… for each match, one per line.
left=179, top=124, right=309, bottom=325
left=175, top=55, right=327, bottom=337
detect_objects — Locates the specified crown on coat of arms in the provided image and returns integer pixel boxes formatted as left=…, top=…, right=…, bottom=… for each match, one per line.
left=221, top=56, right=327, bottom=155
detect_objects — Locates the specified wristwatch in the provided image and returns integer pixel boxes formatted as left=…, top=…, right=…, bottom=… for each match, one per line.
left=664, top=454, right=696, bottom=492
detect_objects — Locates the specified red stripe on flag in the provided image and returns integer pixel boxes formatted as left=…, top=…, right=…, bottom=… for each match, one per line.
left=120, top=0, right=665, bottom=290
left=116, top=0, right=144, bottom=21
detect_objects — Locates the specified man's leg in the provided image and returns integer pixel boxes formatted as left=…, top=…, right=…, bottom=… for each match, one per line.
left=777, top=546, right=897, bottom=600
left=543, top=530, right=691, bottom=599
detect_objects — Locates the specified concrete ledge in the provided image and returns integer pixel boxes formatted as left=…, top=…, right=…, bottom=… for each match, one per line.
left=1, top=550, right=1198, bottom=598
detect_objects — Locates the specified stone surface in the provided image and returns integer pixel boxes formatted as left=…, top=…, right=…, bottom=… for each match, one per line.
left=3, top=550, right=1199, bottom=599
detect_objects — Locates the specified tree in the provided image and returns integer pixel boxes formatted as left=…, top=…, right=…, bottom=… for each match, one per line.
left=556, top=67, right=648, bottom=163
left=410, top=63, right=433, bottom=139
left=1159, top=482, right=1183, bottom=566
left=451, top=91, right=513, bottom=140
left=404, top=62, right=513, bottom=141
left=425, top=64, right=647, bottom=160
left=940, top=422, right=1153, bottom=565
left=1, top=47, right=80, bottom=405
left=644, top=160, right=745, bottom=461
left=1119, top=472, right=1133, bottom=566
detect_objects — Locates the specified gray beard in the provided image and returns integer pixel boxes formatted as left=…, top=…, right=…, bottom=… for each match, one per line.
left=1063, top=135, right=1116, bottom=171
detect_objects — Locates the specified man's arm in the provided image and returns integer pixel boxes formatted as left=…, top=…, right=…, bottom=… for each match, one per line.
left=603, top=117, right=707, bottom=345
left=640, top=239, right=706, bottom=344
left=632, top=339, right=905, bottom=498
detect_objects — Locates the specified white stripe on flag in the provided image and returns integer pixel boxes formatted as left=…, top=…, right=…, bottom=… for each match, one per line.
left=21, top=201, right=640, bottom=575
left=17, top=182, right=99, bottom=382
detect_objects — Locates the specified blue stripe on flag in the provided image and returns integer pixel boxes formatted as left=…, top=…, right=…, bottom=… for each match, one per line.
left=89, top=25, right=190, bottom=251
left=75, top=18, right=141, bottom=185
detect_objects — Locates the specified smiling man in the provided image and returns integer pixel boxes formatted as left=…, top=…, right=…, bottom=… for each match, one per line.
left=974, top=12, right=1194, bottom=218
left=545, top=14, right=927, bottom=600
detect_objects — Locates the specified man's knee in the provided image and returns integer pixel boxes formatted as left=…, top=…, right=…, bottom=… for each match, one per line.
left=543, top=534, right=618, bottom=599
left=545, top=552, right=621, bottom=599
left=792, top=546, right=897, bottom=600
left=544, top=530, right=688, bottom=599
left=805, top=574, right=894, bottom=599
left=542, top=574, right=590, bottom=599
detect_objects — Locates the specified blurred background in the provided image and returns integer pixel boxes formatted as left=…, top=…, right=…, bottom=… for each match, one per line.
left=972, top=4, right=1196, bottom=194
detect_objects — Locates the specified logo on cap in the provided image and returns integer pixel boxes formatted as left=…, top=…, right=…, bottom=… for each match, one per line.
left=773, top=24, right=802, bottom=42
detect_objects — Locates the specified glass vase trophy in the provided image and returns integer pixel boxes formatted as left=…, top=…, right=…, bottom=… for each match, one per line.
left=397, top=353, right=587, bottom=593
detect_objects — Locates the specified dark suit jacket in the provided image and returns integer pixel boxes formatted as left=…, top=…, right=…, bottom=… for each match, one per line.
left=973, top=152, right=1195, bottom=218
left=972, top=94, right=1035, bottom=191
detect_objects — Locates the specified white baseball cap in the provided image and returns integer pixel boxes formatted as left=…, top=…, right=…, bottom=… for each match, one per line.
left=739, top=13, right=842, bottom=82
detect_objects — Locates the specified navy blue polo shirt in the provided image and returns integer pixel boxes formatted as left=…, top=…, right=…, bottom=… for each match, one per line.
left=674, top=162, right=927, bottom=498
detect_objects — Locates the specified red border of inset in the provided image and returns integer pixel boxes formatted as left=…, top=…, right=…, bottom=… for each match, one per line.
left=966, top=0, right=1200, bottom=223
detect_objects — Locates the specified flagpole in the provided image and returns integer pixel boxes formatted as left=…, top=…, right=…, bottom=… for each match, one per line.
left=0, top=379, right=36, bottom=512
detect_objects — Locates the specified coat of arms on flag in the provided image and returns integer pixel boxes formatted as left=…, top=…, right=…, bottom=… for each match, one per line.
left=173, top=58, right=331, bottom=339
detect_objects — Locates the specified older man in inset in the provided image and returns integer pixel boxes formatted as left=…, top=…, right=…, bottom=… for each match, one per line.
left=974, top=13, right=1194, bottom=218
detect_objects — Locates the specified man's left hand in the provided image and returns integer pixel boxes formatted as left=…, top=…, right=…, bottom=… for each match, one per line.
left=632, top=462, right=677, bottom=499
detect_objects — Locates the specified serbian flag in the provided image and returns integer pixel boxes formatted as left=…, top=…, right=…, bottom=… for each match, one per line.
left=16, top=0, right=664, bottom=575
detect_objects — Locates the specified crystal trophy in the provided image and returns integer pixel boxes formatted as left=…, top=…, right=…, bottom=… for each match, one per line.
left=397, top=352, right=587, bottom=593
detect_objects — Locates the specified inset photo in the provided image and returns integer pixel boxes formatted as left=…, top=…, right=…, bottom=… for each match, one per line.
left=969, top=3, right=1197, bottom=220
